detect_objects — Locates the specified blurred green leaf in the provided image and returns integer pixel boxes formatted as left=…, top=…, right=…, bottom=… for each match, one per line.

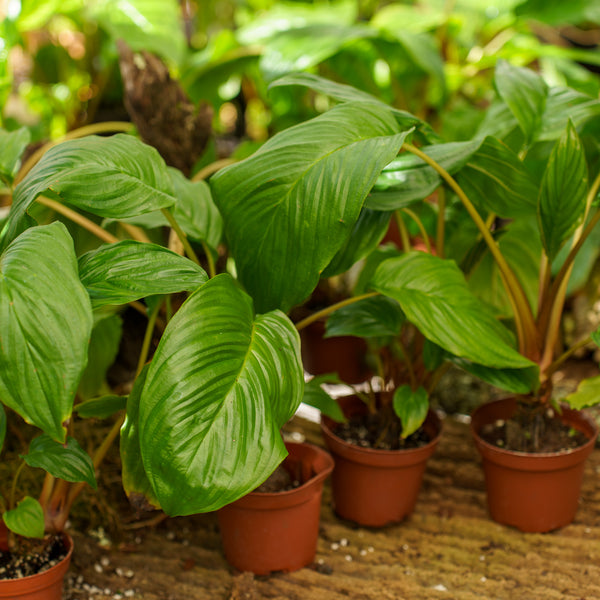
left=393, top=385, right=428, bottom=438
left=302, top=375, right=347, bottom=422
left=3, top=497, right=44, bottom=539
left=0, top=127, right=30, bottom=186
left=566, top=375, right=600, bottom=410
left=75, top=394, right=127, bottom=419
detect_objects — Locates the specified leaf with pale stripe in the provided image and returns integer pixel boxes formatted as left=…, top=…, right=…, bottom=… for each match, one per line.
left=138, top=274, right=304, bottom=515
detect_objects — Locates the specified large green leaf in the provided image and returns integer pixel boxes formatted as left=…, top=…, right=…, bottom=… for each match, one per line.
left=0, top=127, right=30, bottom=186
left=494, top=60, right=548, bottom=146
left=22, top=434, right=97, bottom=489
left=78, top=241, right=207, bottom=308
left=371, top=252, right=538, bottom=374
left=211, top=101, right=411, bottom=313
left=3, top=497, right=44, bottom=539
left=538, top=121, right=588, bottom=262
left=3, top=134, right=175, bottom=252
left=138, top=274, right=304, bottom=515
left=0, top=223, right=92, bottom=441
left=393, top=385, right=429, bottom=438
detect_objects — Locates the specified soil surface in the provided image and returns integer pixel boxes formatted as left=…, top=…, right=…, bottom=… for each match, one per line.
left=62, top=411, right=600, bottom=600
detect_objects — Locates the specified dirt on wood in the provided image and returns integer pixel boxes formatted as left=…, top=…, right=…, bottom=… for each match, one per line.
left=63, top=412, right=600, bottom=600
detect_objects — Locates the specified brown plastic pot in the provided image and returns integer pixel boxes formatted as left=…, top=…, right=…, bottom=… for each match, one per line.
left=0, top=522, right=7, bottom=553
left=321, top=396, right=442, bottom=527
left=0, top=533, right=73, bottom=599
left=217, top=441, right=334, bottom=575
left=471, top=397, right=598, bottom=533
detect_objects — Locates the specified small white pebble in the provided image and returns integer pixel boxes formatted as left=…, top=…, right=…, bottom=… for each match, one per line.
left=479, top=555, right=486, bottom=562
left=115, top=568, right=124, bottom=577
left=125, top=569, right=135, bottom=578
left=585, top=527, right=592, bottom=534
left=100, top=557, right=110, bottom=567
left=402, top=544, right=409, bottom=551
left=359, top=549, right=367, bottom=556
left=104, top=588, right=111, bottom=595
left=367, top=546, right=374, bottom=553
left=113, top=595, right=123, bottom=600
left=124, top=592, right=135, bottom=598
left=93, top=563, right=103, bottom=574
left=340, top=538, right=348, bottom=547
left=405, top=568, right=413, bottom=576
left=432, top=584, right=448, bottom=592
left=480, top=576, right=487, bottom=582
left=317, top=558, right=324, bottom=565
left=344, top=554, right=352, bottom=562
left=330, top=542, right=339, bottom=551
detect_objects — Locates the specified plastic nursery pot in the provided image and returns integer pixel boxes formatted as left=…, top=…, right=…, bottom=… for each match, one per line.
left=471, top=397, right=599, bottom=533
left=217, top=441, right=334, bottom=575
left=0, top=533, right=73, bottom=600
left=320, top=396, right=442, bottom=527
left=299, top=320, right=371, bottom=384
left=0, top=522, right=8, bottom=553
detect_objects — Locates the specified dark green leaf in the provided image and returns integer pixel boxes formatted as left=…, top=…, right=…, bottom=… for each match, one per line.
left=211, top=101, right=411, bottom=313
left=3, top=497, right=44, bottom=539
left=78, top=240, right=207, bottom=308
left=138, top=274, right=304, bottom=515
left=22, top=434, right=97, bottom=489
left=538, top=121, right=588, bottom=261
left=0, top=223, right=93, bottom=441
left=393, top=385, right=429, bottom=438
left=75, top=395, right=127, bottom=419
left=0, top=127, right=30, bottom=186
left=303, top=375, right=347, bottom=422
left=451, top=358, right=540, bottom=394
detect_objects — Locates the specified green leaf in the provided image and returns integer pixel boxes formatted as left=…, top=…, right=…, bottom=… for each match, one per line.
left=538, top=121, right=588, bottom=262
left=451, top=358, right=540, bottom=395
left=78, top=241, right=207, bottom=308
left=78, top=314, right=122, bottom=400
left=0, top=223, right=93, bottom=441
left=3, top=134, right=175, bottom=251
left=75, top=395, right=127, bottom=419
left=393, top=385, right=429, bottom=438
left=211, top=101, right=411, bottom=313
left=371, top=252, right=538, bottom=374
left=23, top=435, right=97, bottom=488
left=0, top=406, right=5, bottom=454
left=17, top=0, right=83, bottom=30
left=3, top=497, right=44, bottom=539
left=494, top=60, right=548, bottom=145
left=325, top=295, right=404, bottom=339
left=565, top=375, right=600, bottom=410
left=302, top=375, right=347, bottom=423
left=120, top=366, right=161, bottom=512
left=138, top=274, right=304, bottom=515
left=0, top=127, right=30, bottom=186
left=592, top=328, right=600, bottom=348
left=87, top=0, right=187, bottom=65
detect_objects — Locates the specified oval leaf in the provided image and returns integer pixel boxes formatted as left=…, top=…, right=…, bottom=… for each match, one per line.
left=303, top=375, right=347, bottom=423
left=0, top=223, right=93, bottom=441
left=138, top=274, right=304, bottom=515
left=3, top=497, right=44, bottom=539
left=75, top=395, right=128, bottom=419
left=78, top=240, right=208, bottom=308
left=22, top=434, right=97, bottom=489
left=211, top=101, right=411, bottom=313
left=566, top=375, right=600, bottom=410
left=393, top=385, right=429, bottom=438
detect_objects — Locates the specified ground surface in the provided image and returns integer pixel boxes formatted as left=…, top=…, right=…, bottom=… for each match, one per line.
left=63, top=411, right=600, bottom=600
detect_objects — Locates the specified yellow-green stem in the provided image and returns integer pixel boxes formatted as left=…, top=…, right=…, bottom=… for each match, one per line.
left=402, top=142, right=538, bottom=359
left=192, top=158, right=237, bottom=181
left=392, top=338, right=417, bottom=389
left=426, top=362, right=452, bottom=395
left=9, top=461, right=26, bottom=510
left=201, top=240, right=217, bottom=278
left=395, top=211, right=411, bottom=251
left=120, top=222, right=152, bottom=243
left=295, top=292, right=380, bottom=331
left=136, top=300, right=163, bottom=377
left=544, top=335, right=592, bottom=381
left=401, top=207, right=432, bottom=253
left=161, top=208, right=201, bottom=266
left=435, top=187, right=446, bottom=258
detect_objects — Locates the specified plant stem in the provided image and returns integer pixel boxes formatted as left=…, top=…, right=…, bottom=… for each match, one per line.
left=15, top=121, right=135, bottom=185
left=201, top=240, right=217, bottom=278
left=401, top=142, right=539, bottom=359
left=36, top=196, right=119, bottom=244
left=9, top=462, right=26, bottom=510
left=544, top=335, right=592, bottom=380
left=395, top=210, right=411, bottom=251
left=435, top=187, right=446, bottom=258
left=295, top=292, right=380, bottom=331
left=192, top=158, right=237, bottom=181
left=161, top=208, right=201, bottom=266
left=136, top=300, right=163, bottom=377
left=120, top=223, right=152, bottom=243
left=401, top=207, right=432, bottom=253
left=392, top=338, right=417, bottom=389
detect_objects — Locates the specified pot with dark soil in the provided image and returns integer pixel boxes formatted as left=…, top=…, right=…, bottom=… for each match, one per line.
left=321, top=395, right=442, bottom=527
left=471, top=397, right=598, bottom=532
left=217, top=441, right=334, bottom=575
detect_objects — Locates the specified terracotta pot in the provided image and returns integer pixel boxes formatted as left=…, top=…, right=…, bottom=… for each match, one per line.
left=0, top=533, right=73, bottom=599
left=471, top=398, right=599, bottom=533
left=321, top=396, right=442, bottom=527
left=299, top=320, right=371, bottom=384
left=217, top=442, right=334, bottom=575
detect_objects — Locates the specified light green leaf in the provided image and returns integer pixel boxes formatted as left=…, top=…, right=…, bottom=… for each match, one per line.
left=302, top=375, right=347, bottom=423
left=393, top=385, right=429, bottom=438
left=3, top=497, right=44, bottom=539
left=0, top=127, right=31, bottom=186
left=371, top=252, right=538, bottom=374
left=211, top=101, right=411, bottom=313
left=138, top=274, right=304, bottom=515
left=494, top=59, right=548, bottom=145
left=0, top=223, right=93, bottom=441
left=78, top=241, right=207, bottom=308
left=22, top=434, right=97, bottom=489
left=565, top=375, right=600, bottom=410
left=75, top=394, right=127, bottom=419
left=17, top=0, right=83, bottom=30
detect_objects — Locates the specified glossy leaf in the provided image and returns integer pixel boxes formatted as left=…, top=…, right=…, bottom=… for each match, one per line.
left=75, top=394, right=127, bottom=419
left=538, top=122, right=588, bottom=262
left=494, top=60, right=548, bottom=145
left=3, top=497, right=44, bottom=539
left=120, top=367, right=161, bottom=512
left=138, top=274, right=304, bottom=515
left=78, top=241, right=207, bottom=308
left=451, top=357, right=540, bottom=394
left=0, top=127, right=30, bottom=186
left=325, top=295, right=404, bottom=339
left=0, top=223, right=92, bottom=441
left=211, top=101, right=411, bottom=313
left=565, top=375, right=600, bottom=410
left=22, top=434, right=97, bottom=489
left=371, top=252, right=538, bottom=374
left=303, top=375, right=347, bottom=423
left=393, top=385, right=428, bottom=438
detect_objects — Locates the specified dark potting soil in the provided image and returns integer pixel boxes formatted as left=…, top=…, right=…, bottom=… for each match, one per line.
left=254, top=465, right=302, bottom=493
left=0, top=534, right=68, bottom=580
left=334, top=412, right=431, bottom=450
left=479, top=408, right=589, bottom=453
